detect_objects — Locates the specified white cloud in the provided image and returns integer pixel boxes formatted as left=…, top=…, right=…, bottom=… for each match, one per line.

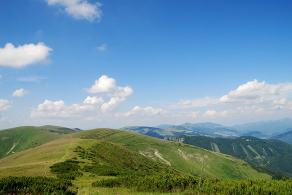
left=96, top=43, right=107, bottom=52
left=83, top=96, right=104, bottom=105
left=123, top=106, right=165, bottom=117
left=0, top=99, right=10, bottom=111
left=12, top=88, right=28, bottom=97
left=0, top=43, right=52, bottom=68
left=30, top=79, right=292, bottom=126
left=31, top=98, right=99, bottom=118
left=100, top=86, right=133, bottom=112
left=47, top=0, right=102, bottom=22
left=220, top=80, right=292, bottom=104
left=88, top=75, right=133, bottom=112
left=176, top=80, right=292, bottom=122
left=87, top=75, right=116, bottom=93
left=32, top=75, right=133, bottom=118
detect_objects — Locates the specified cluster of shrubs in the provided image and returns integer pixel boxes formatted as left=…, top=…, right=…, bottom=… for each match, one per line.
left=75, top=143, right=175, bottom=177
left=0, top=176, right=76, bottom=195
left=50, top=160, right=83, bottom=180
left=73, top=143, right=292, bottom=194
left=47, top=143, right=292, bottom=194
left=93, top=174, right=292, bottom=194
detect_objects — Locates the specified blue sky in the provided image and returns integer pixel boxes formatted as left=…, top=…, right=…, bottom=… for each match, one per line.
left=0, top=0, right=292, bottom=129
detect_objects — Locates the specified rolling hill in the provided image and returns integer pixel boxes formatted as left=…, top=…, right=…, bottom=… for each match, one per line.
left=182, top=135, right=292, bottom=178
left=0, top=127, right=271, bottom=194
left=0, top=127, right=268, bottom=178
left=0, top=126, right=78, bottom=159
left=75, top=128, right=269, bottom=179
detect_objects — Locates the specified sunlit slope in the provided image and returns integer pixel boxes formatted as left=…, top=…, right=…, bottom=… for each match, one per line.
left=76, top=128, right=270, bottom=179
left=0, top=126, right=77, bottom=159
left=0, top=137, right=95, bottom=177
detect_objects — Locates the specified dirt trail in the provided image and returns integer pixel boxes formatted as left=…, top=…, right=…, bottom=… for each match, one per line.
left=6, top=143, right=17, bottom=155
left=154, top=150, right=171, bottom=166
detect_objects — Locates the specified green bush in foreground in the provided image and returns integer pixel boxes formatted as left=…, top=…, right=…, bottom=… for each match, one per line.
left=50, top=160, right=83, bottom=180
left=93, top=174, right=292, bottom=194
left=0, top=176, right=76, bottom=195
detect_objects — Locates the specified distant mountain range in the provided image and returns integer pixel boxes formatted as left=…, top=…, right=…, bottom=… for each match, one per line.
left=122, top=122, right=238, bottom=138
left=122, top=118, right=292, bottom=144
left=272, top=130, right=292, bottom=144
left=232, top=118, right=292, bottom=137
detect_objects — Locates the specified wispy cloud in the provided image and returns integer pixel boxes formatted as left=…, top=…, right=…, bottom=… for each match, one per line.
left=46, top=0, right=102, bottom=22
left=96, top=43, right=107, bottom=52
left=0, top=99, right=10, bottom=111
left=17, top=76, right=47, bottom=83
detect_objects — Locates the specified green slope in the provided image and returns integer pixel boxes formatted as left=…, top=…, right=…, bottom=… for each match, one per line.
left=0, top=128, right=270, bottom=180
left=0, top=126, right=77, bottom=159
left=75, top=128, right=270, bottom=180
left=0, top=127, right=273, bottom=194
left=182, top=135, right=292, bottom=178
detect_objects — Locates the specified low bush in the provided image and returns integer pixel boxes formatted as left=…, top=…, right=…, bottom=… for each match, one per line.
left=0, top=176, right=76, bottom=195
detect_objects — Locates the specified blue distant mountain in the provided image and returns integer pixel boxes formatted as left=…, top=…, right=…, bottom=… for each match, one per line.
left=233, top=118, right=292, bottom=137
left=272, top=129, right=292, bottom=144
left=121, top=122, right=238, bottom=138
left=122, top=119, right=292, bottom=144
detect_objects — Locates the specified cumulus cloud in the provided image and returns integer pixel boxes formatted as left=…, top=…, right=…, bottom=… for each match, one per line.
left=31, top=97, right=103, bottom=118
left=175, top=80, right=292, bottom=122
left=12, top=88, right=28, bottom=97
left=220, top=80, right=292, bottom=103
left=31, top=78, right=292, bottom=124
left=0, top=99, right=10, bottom=111
left=219, top=80, right=292, bottom=109
left=87, top=75, right=116, bottom=93
left=32, top=75, right=133, bottom=118
left=88, top=75, right=133, bottom=112
left=47, top=0, right=102, bottom=22
left=83, top=96, right=104, bottom=105
left=0, top=43, right=52, bottom=68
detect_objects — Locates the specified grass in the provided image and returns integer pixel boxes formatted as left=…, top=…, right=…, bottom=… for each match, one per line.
left=74, top=174, right=175, bottom=195
left=76, top=129, right=270, bottom=179
left=0, top=126, right=77, bottom=159
left=0, top=137, right=83, bottom=177
left=183, top=135, right=292, bottom=178
left=0, top=127, right=272, bottom=194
